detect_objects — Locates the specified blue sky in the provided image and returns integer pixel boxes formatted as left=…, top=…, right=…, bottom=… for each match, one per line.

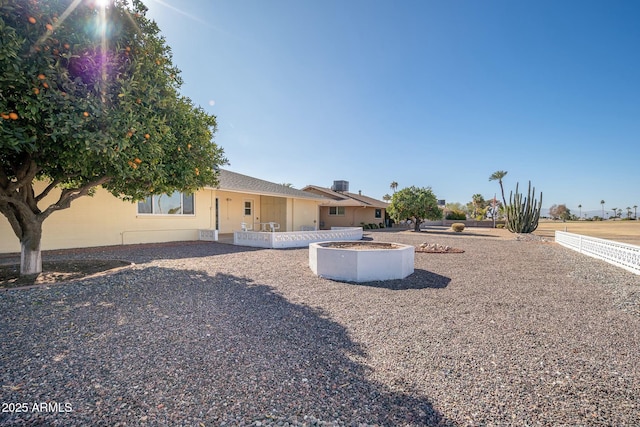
left=144, top=0, right=639, bottom=217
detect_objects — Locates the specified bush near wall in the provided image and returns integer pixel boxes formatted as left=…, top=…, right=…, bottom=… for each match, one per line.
left=446, top=210, right=467, bottom=220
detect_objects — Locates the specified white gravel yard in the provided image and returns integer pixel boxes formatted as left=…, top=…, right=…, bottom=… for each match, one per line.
left=1, top=229, right=639, bottom=426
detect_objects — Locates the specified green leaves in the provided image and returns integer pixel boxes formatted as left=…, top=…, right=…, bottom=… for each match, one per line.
left=387, top=186, right=442, bottom=229
left=1, top=0, right=226, bottom=200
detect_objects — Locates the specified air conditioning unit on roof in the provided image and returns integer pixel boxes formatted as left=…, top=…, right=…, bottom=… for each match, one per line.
left=331, top=180, right=349, bottom=192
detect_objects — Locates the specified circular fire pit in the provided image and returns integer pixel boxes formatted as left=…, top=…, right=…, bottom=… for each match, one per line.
left=309, top=241, right=414, bottom=282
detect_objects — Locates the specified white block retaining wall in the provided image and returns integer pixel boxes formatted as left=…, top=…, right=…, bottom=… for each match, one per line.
left=234, top=227, right=364, bottom=249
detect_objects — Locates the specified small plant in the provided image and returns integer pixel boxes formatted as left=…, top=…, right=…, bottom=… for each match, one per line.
left=496, top=223, right=505, bottom=229
left=451, top=223, right=465, bottom=232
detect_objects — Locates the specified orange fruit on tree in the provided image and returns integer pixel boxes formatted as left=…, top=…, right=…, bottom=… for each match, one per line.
left=1, top=113, right=10, bottom=120
left=37, top=74, right=46, bottom=80
left=134, top=158, right=142, bottom=164
left=28, top=16, right=36, bottom=24
left=63, top=43, right=70, bottom=49
left=144, top=133, right=150, bottom=139
left=33, top=88, right=40, bottom=95
left=83, top=111, right=89, bottom=117
left=46, top=23, right=53, bottom=31
left=9, top=112, right=19, bottom=120
left=42, top=82, right=49, bottom=89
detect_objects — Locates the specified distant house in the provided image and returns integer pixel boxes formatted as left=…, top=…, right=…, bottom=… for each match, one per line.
left=0, top=169, right=327, bottom=253
left=302, top=181, right=388, bottom=229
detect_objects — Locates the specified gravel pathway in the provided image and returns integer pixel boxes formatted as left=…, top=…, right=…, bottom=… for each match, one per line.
left=1, top=230, right=639, bottom=426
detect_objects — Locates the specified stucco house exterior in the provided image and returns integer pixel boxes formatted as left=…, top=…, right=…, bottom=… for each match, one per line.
left=302, top=182, right=388, bottom=229
left=0, top=169, right=327, bottom=254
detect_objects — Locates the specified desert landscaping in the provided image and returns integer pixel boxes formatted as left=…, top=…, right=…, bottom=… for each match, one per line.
left=1, top=227, right=638, bottom=426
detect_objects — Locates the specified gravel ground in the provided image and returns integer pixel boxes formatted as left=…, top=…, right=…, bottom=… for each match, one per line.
left=0, top=229, right=639, bottom=426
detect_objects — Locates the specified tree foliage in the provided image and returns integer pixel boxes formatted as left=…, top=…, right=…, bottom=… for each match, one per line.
left=0, top=0, right=227, bottom=274
left=548, top=204, right=571, bottom=220
left=386, top=186, right=441, bottom=232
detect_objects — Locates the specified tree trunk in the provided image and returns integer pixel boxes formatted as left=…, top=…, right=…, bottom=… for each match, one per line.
left=21, top=241, right=42, bottom=276
left=414, top=219, right=422, bottom=232
left=19, top=222, right=43, bottom=276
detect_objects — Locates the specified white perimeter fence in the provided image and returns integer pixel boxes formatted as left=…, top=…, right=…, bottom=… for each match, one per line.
left=555, top=231, right=640, bottom=275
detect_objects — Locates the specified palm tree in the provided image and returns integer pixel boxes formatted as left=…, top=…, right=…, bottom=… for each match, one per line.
left=617, top=208, right=622, bottom=219
left=489, top=171, right=508, bottom=207
left=382, top=194, right=392, bottom=202
left=578, top=204, right=582, bottom=219
left=634, top=205, right=638, bottom=220
left=611, top=208, right=617, bottom=220
left=390, top=181, right=398, bottom=194
left=600, top=200, right=605, bottom=218
left=472, top=193, right=484, bottom=218
left=627, top=207, right=632, bottom=220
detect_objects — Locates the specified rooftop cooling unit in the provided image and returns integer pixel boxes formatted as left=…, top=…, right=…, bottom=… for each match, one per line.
left=331, top=180, right=349, bottom=192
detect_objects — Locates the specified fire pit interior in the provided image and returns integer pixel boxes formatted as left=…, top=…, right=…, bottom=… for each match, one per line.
left=309, top=241, right=414, bottom=282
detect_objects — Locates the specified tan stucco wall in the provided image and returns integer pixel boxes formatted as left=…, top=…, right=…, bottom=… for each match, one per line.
left=214, top=190, right=262, bottom=233
left=1, top=183, right=323, bottom=253
left=0, top=183, right=215, bottom=253
left=289, top=198, right=320, bottom=231
left=319, top=207, right=385, bottom=229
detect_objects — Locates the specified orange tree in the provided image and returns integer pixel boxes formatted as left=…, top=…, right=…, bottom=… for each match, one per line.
left=0, top=0, right=227, bottom=275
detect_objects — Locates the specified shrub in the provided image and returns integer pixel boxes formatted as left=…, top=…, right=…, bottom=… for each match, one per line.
left=496, top=223, right=505, bottom=229
left=451, top=223, right=465, bottom=232
left=446, top=210, right=467, bottom=220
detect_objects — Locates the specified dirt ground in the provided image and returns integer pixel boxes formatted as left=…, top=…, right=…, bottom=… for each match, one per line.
left=0, top=259, right=132, bottom=289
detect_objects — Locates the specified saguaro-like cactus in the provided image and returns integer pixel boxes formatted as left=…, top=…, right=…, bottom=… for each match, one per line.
left=505, top=181, right=542, bottom=233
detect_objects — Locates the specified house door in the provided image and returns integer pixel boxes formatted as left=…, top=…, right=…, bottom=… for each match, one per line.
left=243, top=199, right=254, bottom=229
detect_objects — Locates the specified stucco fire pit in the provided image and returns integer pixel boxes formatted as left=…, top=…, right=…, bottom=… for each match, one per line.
left=309, top=241, right=414, bottom=282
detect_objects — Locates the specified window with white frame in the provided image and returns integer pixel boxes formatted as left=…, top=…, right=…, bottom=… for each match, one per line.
left=329, top=206, right=345, bottom=216
left=375, top=209, right=382, bottom=219
left=137, top=192, right=194, bottom=215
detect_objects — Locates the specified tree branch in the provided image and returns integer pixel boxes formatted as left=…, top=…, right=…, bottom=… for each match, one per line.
left=0, top=200, right=23, bottom=240
left=39, top=176, right=112, bottom=221
left=9, top=156, right=41, bottom=194
left=35, top=179, right=61, bottom=203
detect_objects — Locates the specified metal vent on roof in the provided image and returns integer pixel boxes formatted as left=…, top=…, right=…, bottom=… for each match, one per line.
left=331, top=180, right=349, bottom=192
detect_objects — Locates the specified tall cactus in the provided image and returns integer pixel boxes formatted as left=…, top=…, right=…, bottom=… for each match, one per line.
left=505, top=181, right=543, bottom=233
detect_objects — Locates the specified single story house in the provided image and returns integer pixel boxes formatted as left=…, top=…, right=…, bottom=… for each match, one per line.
left=302, top=181, right=388, bottom=229
left=0, top=169, right=327, bottom=253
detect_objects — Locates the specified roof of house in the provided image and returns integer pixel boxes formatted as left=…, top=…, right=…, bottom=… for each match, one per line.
left=302, top=185, right=389, bottom=208
left=209, top=169, right=328, bottom=200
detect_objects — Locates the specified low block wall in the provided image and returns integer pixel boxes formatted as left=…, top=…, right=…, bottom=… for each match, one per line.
left=555, top=231, right=640, bottom=275
left=396, top=220, right=504, bottom=228
left=234, top=227, right=364, bottom=249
